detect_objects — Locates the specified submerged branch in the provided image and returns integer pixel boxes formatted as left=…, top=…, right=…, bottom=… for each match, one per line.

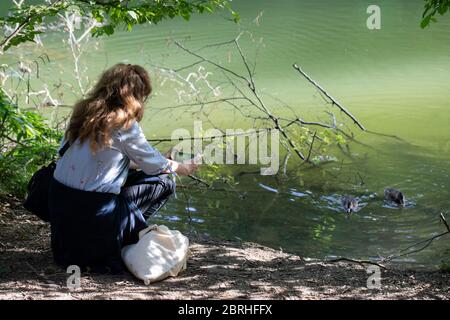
left=283, top=118, right=333, bottom=129
left=187, top=174, right=211, bottom=187
left=440, top=212, right=450, bottom=233
left=330, top=213, right=450, bottom=270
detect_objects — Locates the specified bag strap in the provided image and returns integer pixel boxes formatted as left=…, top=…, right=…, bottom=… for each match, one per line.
left=58, top=141, right=71, bottom=157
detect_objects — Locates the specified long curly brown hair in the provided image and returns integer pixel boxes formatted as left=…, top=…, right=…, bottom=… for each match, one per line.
left=65, top=63, right=152, bottom=152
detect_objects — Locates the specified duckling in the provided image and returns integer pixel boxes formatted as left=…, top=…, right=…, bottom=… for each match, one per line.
left=342, top=195, right=358, bottom=213
left=384, top=188, right=405, bottom=207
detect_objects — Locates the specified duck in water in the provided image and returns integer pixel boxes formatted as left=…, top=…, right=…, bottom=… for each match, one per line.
left=342, top=195, right=358, bottom=213
left=384, top=188, right=405, bottom=207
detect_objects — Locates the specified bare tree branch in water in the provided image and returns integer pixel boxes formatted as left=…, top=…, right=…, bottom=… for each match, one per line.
left=171, top=39, right=307, bottom=161
left=187, top=174, right=210, bottom=187
left=292, top=64, right=366, bottom=131
left=148, top=33, right=366, bottom=167
left=306, top=132, right=317, bottom=163
left=147, top=127, right=277, bottom=143
left=439, top=212, right=450, bottom=233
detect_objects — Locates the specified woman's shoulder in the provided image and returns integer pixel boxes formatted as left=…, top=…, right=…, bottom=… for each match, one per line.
left=114, top=121, right=144, bottom=142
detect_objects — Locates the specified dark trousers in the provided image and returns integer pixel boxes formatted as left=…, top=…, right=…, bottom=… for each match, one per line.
left=120, top=170, right=176, bottom=220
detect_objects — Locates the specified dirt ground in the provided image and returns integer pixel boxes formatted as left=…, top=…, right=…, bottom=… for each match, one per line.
left=0, top=193, right=449, bottom=300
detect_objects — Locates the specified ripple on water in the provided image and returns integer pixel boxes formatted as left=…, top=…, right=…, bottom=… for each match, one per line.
left=288, top=189, right=309, bottom=198
left=314, top=194, right=369, bottom=214
left=258, top=183, right=278, bottom=193
left=382, top=199, right=416, bottom=210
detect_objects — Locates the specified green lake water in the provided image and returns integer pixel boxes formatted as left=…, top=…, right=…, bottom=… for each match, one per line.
left=2, top=0, right=450, bottom=268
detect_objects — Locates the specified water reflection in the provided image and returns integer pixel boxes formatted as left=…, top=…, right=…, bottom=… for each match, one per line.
left=150, top=140, right=450, bottom=268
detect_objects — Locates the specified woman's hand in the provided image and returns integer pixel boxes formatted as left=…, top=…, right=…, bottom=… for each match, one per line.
left=166, top=159, right=199, bottom=176
left=178, top=162, right=199, bottom=176
left=163, top=146, right=178, bottom=160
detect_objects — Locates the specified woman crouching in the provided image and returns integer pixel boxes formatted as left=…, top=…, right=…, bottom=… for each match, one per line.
left=49, top=63, right=198, bottom=273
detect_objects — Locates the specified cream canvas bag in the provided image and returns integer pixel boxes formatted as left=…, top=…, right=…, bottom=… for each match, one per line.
left=121, top=225, right=189, bottom=284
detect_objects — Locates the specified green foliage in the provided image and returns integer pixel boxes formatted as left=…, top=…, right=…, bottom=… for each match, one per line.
left=439, top=261, right=450, bottom=272
left=87, top=0, right=239, bottom=36
left=288, top=126, right=346, bottom=161
left=0, top=1, right=66, bottom=51
left=0, top=0, right=239, bottom=51
left=0, top=90, right=61, bottom=196
left=196, top=162, right=236, bottom=185
left=421, top=0, right=450, bottom=28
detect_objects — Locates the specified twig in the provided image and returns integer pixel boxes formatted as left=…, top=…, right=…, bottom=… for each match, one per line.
left=154, top=97, right=250, bottom=111
left=306, top=132, right=317, bottom=163
left=292, top=64, right=365, bottom=131
left=381, top=230, right=450, bottom=263
left=331, top=213, right=450, bottom=270
left=284, top=118, right=333, bottom=129
left=174, top=38, right=308, bottom=162
left=147, top=127, right=276, bottom=143
left=174, top=41, right=250, bottom=85
left=222, top=178, right=246, bottom=200
left=281, top=150, right=291, bottom=176
left=328, top=257, right=387, bottom=270
left=187, top=174, right=210, bottom=187
left=380, top=234, right=446, bottom=262
left=154, top=36, right=365, bottom=165
left=337, top=143, right=354, bottom=160
left=440, top=212, right=450, bottom=233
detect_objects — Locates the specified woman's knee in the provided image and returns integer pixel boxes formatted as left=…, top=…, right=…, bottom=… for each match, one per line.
left=160, top=175, right=176, bottom=196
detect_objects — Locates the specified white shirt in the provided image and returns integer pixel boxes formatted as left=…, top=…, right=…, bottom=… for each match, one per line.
left=54, top=121, right=169, bottom=194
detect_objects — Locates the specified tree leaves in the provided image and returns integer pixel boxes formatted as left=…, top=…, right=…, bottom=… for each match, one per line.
left=0, top=0, right=239, bottom=51
left=0, top=90, right=61, bottom=195
left=0, top=1, right=68, bottom=51
left=421, top=0, right=450, bottom=28
left=0, top=91, right=57, bottom=145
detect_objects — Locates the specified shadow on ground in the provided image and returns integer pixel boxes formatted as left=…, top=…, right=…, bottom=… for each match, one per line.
left=0, top=194, right=448, bottom=300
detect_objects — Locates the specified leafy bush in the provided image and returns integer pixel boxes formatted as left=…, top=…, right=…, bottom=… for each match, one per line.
left=0, top=89, right=61, bottom=196
left=439, top=261, right=450, bottom=272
